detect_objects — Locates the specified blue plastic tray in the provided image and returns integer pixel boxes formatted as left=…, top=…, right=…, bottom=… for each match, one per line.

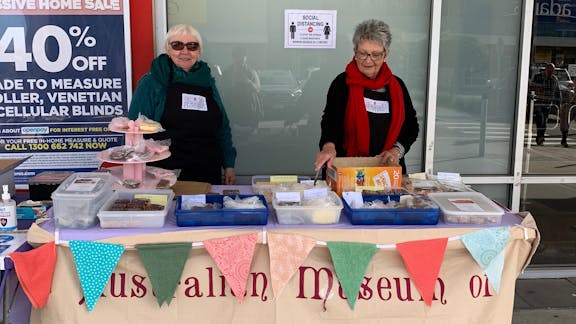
left=343, top=194, right=440, bottom=225
left=175, top=194, right=269, bottom=226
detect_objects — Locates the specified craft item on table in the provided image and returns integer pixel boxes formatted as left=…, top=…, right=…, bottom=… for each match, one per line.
left=135, top=114, right=164, bottom=132
left=361, top=187, right=409, bottom=195
left=146, top=166, right=178, bottom=188
left=122, top=179, right=140, bottom=189
left=109, top=146, right=134, bottom=161
left=108, top=116, right=131, bottom=130
left=145, top=139, right=170, bottom=153
left=223, top=195, right=266, bottom=209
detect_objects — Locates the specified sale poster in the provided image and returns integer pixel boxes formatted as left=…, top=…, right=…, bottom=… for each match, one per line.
left=0, top=0, right=131, bottom=186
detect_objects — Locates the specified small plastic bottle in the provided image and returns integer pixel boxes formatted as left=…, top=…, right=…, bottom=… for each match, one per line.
left=0, top=185, right=17, bottom=231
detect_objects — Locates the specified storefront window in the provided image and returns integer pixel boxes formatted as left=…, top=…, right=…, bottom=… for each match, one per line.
left=166, top=0, right=429, bottom=179
left=520, top=184, right=576, bottom=265
left=434, top=0, right=521, bottom=175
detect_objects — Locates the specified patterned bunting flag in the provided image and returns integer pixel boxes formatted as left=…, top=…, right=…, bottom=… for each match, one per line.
left=268, top=233, right=317, bottom=299
left=69, top=240, right=125, bottom=312
left=327, top=241, right=378, bottom=310
left=204, top=233, right=258, bottom=303
left=396, top=238, right=448, bottom=306
left=9, top=241, right=56, bottom=308
left=461, top=227, right=510, bottom=293
left=136, top=243, right=192, bottom=306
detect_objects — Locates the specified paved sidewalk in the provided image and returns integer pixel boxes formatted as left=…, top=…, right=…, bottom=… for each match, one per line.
left=512, top=278, right=576, bottom=323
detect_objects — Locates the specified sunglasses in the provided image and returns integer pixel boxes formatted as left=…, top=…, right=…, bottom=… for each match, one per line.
left=170, top=41, right=200, bottom=51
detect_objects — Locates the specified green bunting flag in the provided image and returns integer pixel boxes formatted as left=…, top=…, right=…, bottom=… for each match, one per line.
left=136, top=243, right=192, bottom=306
left=327, top=241, right=378, bottom=310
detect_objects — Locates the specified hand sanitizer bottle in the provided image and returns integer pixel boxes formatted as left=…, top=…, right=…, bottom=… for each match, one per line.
left=0, top=185, right=16, bottom=231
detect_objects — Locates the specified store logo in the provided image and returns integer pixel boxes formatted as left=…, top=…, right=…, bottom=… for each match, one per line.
left=535, top=0, right=572, bottom=18
left=21, top=126, right=49, bottom=134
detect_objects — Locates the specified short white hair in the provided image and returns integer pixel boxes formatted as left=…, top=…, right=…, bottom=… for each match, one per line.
left=164, top=24, right=203, bottom=53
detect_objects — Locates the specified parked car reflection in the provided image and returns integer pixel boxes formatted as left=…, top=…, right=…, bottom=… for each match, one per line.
left=257, top=69, right=303, bottom=110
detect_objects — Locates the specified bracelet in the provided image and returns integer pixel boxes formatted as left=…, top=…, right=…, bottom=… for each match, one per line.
left=392, top=142, right=405, bottom=159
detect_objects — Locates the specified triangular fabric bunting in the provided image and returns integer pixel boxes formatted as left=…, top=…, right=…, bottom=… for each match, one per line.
left=327, top=241, right=378, bottom=310
left=396, top=238, right=448, bottom=306
left=268, top=233, right=317, bottom=299
left=9, top=241, right=56, bottom=308
left=204, top=233, right=258, bottom=303
left=461, top=227, right=510, bottom=293
left=69, top=240, right=125, bottom=312
left=136, top=243, right=191, bottom=306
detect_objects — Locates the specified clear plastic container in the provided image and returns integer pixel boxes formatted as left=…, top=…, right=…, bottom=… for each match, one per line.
left=97, top=189, right=174, bottom=228
left=273, top=191, right=343, bottom=225
left=51, top=172, right=114, bottom=228
left=428, top=192, right=504, bottom=224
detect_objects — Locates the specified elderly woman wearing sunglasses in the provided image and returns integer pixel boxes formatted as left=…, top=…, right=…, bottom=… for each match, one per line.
left=129, top=24, right=237, bottom=185
left=314, top=19, right=419, bottom=175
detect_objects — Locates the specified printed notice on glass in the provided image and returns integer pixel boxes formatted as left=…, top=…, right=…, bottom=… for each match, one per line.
left=0, top=1, right=132, bottom=186
left=284, top=9, right=337, bottom=49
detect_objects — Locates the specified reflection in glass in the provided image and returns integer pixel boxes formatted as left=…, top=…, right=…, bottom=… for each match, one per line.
left=435, top=1, right=521, bottom=175
left=520, top=184, right=576, bottom=265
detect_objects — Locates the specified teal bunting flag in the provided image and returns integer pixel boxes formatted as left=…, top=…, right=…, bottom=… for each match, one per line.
left=69, top=240, right=125, bottom=312
left=136, top=243, right=192, bottom=306
left=327, top=241, right=378, bottom=310
left=461, top=227, right=510, bottom=293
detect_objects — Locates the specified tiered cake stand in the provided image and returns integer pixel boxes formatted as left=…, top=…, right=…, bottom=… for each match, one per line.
left=96, top=126, right=171, bottom=188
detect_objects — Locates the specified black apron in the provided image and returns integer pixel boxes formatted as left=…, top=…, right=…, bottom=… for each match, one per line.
left=148, top=79, right=223, bottom=184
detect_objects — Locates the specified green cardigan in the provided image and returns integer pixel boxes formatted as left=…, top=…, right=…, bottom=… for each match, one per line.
left=128, top=54, right=236, bottom=168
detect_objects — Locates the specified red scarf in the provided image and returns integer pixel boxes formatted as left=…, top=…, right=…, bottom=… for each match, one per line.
left=344, top=59, right=405, bottom=156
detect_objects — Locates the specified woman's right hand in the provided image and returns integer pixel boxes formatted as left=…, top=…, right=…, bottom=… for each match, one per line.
left=314, top=143, right=337, bottom=171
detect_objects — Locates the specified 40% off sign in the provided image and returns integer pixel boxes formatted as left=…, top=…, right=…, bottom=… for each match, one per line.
left=0, top=25, right=106, bottom=72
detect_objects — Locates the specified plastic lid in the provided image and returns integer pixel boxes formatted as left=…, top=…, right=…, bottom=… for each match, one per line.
left=2, top=184, right=10, bottom=200
left=52, top=172, right=114, bottom=199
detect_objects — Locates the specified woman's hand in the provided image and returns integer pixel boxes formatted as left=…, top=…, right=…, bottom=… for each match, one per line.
left=314, top=143, right=337, bottom=171
left=378, top=147, right=401, bottom=165
left=224, top=168, right=236, bottom=185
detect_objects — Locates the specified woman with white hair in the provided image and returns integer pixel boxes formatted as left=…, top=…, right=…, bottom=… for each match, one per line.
left=129, top=24, right=237, bottom=184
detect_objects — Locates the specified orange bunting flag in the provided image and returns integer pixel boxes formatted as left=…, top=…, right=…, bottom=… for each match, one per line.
left=204, top=233, right=258, bottom=303
left=9, top=241, right=56, bottom=308
left=396, top=238, right=448, bottom=306
left=268, top=233, right=317, bottom=299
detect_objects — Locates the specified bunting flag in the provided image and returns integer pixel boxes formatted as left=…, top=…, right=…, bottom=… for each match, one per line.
left=69, top=240, right=125, bottom=312
left=204, top=233, right=258, bottom=303
left=268, top=233, right=317, bottom=299
left=396, top=238, right=448, bottom=306
left=327, top=241, right=378, bottom=310
left=136, top=243, right=192, bottom=306
left=9, top=241, right=56, bottom=308
left=461, top=227, right=510, bottom=293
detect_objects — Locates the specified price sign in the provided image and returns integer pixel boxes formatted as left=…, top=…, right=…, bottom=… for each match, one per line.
left=0, top=1, right=131, bottom=185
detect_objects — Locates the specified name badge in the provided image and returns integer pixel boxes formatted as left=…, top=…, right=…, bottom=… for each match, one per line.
left=182, top=93, right=208, bottom=111
left=364, top=98, right=389, bottom=114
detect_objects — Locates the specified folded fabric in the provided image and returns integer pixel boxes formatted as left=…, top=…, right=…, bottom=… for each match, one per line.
left=9, top=241, right=56, bottom=308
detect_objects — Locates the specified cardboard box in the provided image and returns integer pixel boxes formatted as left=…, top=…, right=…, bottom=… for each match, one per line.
left=326, top=157, right=402, bottom=196
left=0, top=157, right=30, bottom=196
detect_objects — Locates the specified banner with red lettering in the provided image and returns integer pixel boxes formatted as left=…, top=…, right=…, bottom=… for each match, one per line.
left=23, top=222, right=537, bottom=323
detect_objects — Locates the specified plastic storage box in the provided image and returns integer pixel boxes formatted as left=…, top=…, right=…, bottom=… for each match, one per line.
left=252, top=175, right=312, bottom=201
left=97, top=189, right=174, bottom=228
left=28, top=171, right=74, bottom=201
left=175, top=194, right=269, bottom=226
left=428, top=192, right=504, bottom=224
left=273, top=191, right=343, bottom=225
left=51, top=172, right=114, bottom=229
left=343, top=194, right=440, bottom=225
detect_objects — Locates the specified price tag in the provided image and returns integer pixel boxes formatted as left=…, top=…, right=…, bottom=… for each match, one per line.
left=270, top=175, right=298, bottom=183
left=181, top=194, right=206, bottom=206
left=437, top=172, right=461, bottom=182
left=355, top=185, right=385, bottom=192
left=300, top=180, right=314, bottom=185
left=134, top=194, right=168, bottom=207
left=275, top=191, right=301, bottom=203
left=303, top=187, right=328, bottom=200
left=342, top=191, right=363, bottom=208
